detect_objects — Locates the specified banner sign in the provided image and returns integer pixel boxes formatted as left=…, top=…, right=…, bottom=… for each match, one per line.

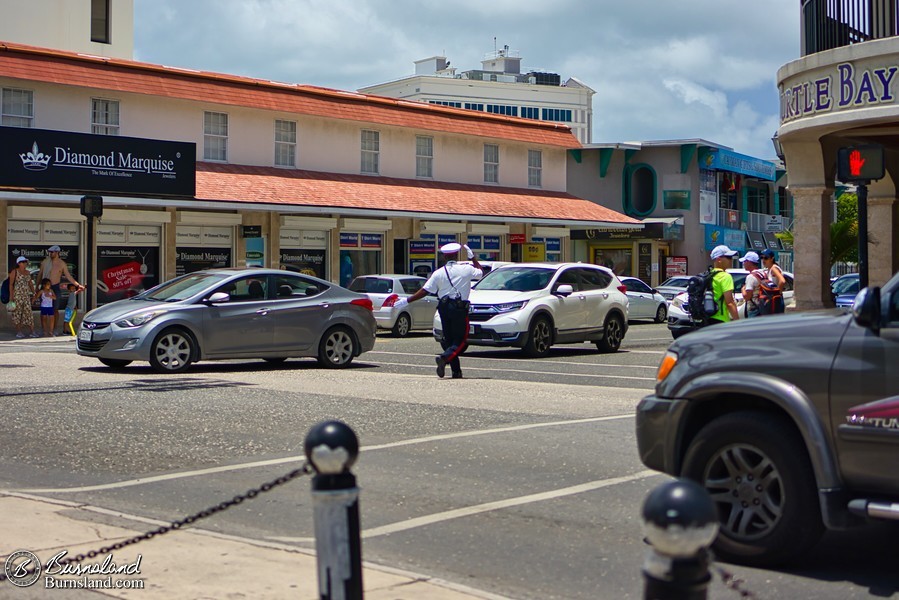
left=703, top=225, right=747, bottom=253
left=97, top=246, right=160, bottom=303
left=176, top=247, right=232, bottom=275
left=281, top=248, right=326, bottom=278
left=700, top=148, right=776, bottom=181
left=0, top=126, right=196, bottom=197
left=484, top=235, right=501, bottom=250
left=340, top=233, right=359, bottom=248
left=361, top=233, right=382, bottom=248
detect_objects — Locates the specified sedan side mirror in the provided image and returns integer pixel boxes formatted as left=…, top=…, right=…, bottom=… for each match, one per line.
left=554, top=284, right=574, bottom=297
left=852, top=286, right=881, bottom=332
left=206, top=292, right=231, bottom=304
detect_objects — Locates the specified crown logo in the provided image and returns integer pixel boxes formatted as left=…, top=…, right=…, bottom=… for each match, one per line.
left=20, top=142, right=51, bottom=171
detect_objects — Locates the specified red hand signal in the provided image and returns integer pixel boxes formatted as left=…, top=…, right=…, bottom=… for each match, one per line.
left=849, top=149, right=866, bottom=177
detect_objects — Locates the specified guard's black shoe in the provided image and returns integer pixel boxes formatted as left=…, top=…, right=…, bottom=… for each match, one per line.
left=451, top=372, right=463, bottom=379
left=435, top=356, right=447, bottom=378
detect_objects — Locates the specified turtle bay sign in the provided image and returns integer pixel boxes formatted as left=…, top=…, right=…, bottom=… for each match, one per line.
left=1, top=126, right=195, bottom=198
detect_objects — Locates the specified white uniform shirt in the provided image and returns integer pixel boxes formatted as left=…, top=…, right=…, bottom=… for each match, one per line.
left=423, top=262, right=483, bottom=301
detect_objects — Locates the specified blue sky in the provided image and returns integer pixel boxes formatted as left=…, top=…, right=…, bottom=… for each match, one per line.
left=134, top=0, right=799, bottom=160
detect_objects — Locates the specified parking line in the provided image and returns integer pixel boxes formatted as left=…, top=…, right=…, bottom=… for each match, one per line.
left=268, top=469, right=659, bottom=543
left=9, top=415, right=635, bottom=494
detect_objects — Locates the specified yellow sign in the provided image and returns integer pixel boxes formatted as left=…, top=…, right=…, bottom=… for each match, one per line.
left=523, top=243, right=546, bottom=262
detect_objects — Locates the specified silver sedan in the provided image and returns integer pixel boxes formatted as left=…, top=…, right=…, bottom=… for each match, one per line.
left=76, top=268, right=377, bottom=373
left=619, top=276, right=668, bottom=322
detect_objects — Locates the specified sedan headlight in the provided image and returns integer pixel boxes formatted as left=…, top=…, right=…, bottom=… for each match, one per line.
left=115, top=311, right=164, bottom=328
left=493, top=301, right=528, bottom=313
left=671, top=295, right=687, bottom=310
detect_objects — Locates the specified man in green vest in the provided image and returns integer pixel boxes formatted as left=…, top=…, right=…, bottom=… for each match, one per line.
left=708, top=245, right=740, bottom=324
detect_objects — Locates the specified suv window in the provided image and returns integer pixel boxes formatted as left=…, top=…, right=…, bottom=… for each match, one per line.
left=349, top=277, right=393, bottom=294
left=555, top=268, right=580, bottom=292
left=273, top=274, right=326, bottom=298
left=400, top=278, right=424, bottom=294
left=578, top=267, right=612, bottom=291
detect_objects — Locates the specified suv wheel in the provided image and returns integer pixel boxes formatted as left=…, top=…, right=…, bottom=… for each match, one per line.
left=681, top=411, right=824, bottom=566
left=522, top=316, right=552, bottom=358
left=595, top=314, right=624, bottom=353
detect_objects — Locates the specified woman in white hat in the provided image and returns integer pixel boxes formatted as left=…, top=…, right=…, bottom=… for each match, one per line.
left=8, top=256, right=39, bottom=338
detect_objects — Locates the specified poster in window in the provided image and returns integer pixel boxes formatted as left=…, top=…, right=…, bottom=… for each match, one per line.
left=638, top=243, right=652, bottom=282
left=281, top=248, right=326, bottom=279
left=97, top=246, right=160, bottom=304
left=176, top=247, right=232, bottom=276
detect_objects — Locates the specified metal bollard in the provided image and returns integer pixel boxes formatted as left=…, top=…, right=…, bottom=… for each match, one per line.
left=641, top=478, right=718, bottom=600
left=304, top=420, right=363, bottom=600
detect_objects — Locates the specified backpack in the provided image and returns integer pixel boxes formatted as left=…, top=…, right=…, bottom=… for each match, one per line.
left=0, top=276, right=9, bottom=304
left=752, top=270, right=785, bottom=315
left=686, top=269, right=719, bottom=326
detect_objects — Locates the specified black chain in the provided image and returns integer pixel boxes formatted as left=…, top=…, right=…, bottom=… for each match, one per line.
left=715, top=564, right=760, bottom=598
left=0, top=462, right=312, bottom=582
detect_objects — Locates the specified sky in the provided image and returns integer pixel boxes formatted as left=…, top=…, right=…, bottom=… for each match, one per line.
left=133, top=0, right=800, bottom=161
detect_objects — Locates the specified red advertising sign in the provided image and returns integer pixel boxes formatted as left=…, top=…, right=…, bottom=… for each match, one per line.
left=510, top=234, right=526, bottom=244
left=101, top=261, right=145, bottom=294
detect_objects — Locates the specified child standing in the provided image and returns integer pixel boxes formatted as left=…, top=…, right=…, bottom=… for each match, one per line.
left=34, top=278, right=57, bottom=337
left=63, top=282, right=82, bottom=336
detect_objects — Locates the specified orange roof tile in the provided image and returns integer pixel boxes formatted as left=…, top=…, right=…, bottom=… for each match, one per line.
left=0, top=41, right=580, bottom=148
left=195, top=163, right=638, bottom=225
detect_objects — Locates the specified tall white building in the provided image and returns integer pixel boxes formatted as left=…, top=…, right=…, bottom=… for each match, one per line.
left=359, top=47, right=595, bottom=144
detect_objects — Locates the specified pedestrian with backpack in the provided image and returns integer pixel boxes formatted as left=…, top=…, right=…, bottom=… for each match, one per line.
left=758, top=249, right=787, bottom=315
left=706, top=245, right=740, bottom=325
left=739, top=251, right=764, bottom=318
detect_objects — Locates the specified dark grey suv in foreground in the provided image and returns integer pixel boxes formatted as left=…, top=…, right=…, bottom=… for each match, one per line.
left=636, top=270, right=899, bottom=566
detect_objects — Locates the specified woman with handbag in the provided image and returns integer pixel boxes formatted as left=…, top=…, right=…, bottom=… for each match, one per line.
left=8, top=256, right=38, bottom=338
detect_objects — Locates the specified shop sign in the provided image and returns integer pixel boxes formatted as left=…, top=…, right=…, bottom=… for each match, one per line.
left=763, top=214, right=783, bottom=232
left=781, top=61, right=899, bottom=126
left=176, top=226, right=202, bottom=244
left=241, top=225, right=262, bottom=238
left=466, top=236, right=482, bottom=250
left=638, top=243, right=652, bottom=282
left=663, top=223, right=684, bottom=241
left=703, top=224, right=746, bottom=252
left=532, top=237, right=561, bottom=252
left=409, top=240, right=435, bottom=258
left=281, top=248, right=326, bottom=278
left=523, top=243, right=546, bottom=262
left=666, top=256, right=688, bottom=278
left=0, top=125, right=195, bottom=198
left=43, top=222, right=80, bottom=243
left=8, top=220, right=42, bottom=242
left=301, top=230, right=327, bottom=248
left=176, top=247, right=232, bottom=275
left=129, top=225, right=161, bottom=244
left=340, top=233, right=359, bottom=248
left=700, top=148, right=776, bottom=181
left=438, top=234, right=457, bottom=247
left=571, top=224, right=652, bottom=240
left=97, top=224, right=127, bottom=243
left=510, top=233, right=526, bottom=244
left=361, top=234, right=382, bottom=248
left=203, top=227, right=232, bottom=245
left=483, top=235, right=501, bottom=250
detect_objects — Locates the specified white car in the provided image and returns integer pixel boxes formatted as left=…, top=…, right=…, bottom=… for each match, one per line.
left=349, top=274, right=437, bottom=337
left=434, top=263, right=629, bottom=357
left=619, top=276, right=668, bottom=323
left=667, top=268, right=795, bottom=338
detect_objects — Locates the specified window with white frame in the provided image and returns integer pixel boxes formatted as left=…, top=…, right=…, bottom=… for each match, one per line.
left=416, top=135, right=433, bottom=178
left=361, top=129, right=379, bottom=174
left=274, top=119, right=296, bottom=167
left=91, top=98, right=119, bottom=135
left=204, top=111, right=228, bottom=161
left=1, top=88, right=34, bottom=127
left=528, top=149, right=542, bottom=187
left=484, top=144, right=499, bottom=183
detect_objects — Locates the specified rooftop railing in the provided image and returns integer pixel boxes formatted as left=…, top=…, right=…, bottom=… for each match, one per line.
left=802, top=0, right=899, bottom=54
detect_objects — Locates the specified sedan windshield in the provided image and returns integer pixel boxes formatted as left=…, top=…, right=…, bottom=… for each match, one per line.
left=660, top=277, right=691, bottom=288
left=139, top=273, right=229, bottom=302
left=475, top=267, right=554, bottom=292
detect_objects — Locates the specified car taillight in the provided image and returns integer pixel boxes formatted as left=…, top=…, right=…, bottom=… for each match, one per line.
left=617, top=285, right=628, bottom=294
left=351, top=298, right=373, bottom=311
left=382, top=294, right=399, bottom=308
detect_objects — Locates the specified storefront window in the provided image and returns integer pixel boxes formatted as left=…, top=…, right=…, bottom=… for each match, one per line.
left=96, top=224, right=161, bottom=304
left=176, top=226, right=233, bottom=275
left=280, top=229, right=327, bottom=279
left=531, top=237, right=561, bottom=262
left=7, top=220, right=81, bottom=308
left=593, top=247, right=633, bottom=277
left=466, top=235, right=502, bottom=261
left=339, top=233, right=382, bottom=287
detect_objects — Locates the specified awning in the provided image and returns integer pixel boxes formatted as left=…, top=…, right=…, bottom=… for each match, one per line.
left=194, top=163, right=640, bottom=228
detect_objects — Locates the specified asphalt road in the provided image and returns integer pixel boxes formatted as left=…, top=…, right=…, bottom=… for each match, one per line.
left=0, top=323, right=896, bottom=599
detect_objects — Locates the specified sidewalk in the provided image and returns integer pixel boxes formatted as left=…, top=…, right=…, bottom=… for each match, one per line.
left=1, top=493, right=507, bottom=599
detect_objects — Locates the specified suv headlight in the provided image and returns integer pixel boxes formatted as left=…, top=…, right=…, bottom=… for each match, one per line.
left=115, top=311, right=163, bottom=328
left=494, top=300, right=528, bottom=313
left=656, top=351, right=678, bottom=383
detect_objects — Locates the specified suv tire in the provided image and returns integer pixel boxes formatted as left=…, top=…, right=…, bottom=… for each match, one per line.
left=522, top=316, right=552, bottom=358
left=681, top=411, right=824, bottom=566
left=595, top=314, right=624, bottom=353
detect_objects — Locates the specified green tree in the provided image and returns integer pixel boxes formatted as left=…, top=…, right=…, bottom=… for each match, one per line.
left=776, top=192, right=858, bottom=266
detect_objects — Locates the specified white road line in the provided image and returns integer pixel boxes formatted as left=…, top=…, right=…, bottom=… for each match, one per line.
left=369, top=351, right=658, bottom=370
left=269, top=469, right=659, bottom=543
left=373, top=361, right=656, bottom=381
left=9, top=415, right=635, bottom=494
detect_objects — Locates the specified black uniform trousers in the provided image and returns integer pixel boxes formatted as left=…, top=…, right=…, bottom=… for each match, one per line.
left=437, top=297, right=470, bottom=375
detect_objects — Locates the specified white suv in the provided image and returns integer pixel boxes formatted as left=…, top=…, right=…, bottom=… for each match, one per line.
left=434, top=263, right=629, bottom=357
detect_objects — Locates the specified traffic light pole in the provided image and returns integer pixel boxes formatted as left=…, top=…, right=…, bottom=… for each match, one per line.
left=858, top=183, right=868, bottom=291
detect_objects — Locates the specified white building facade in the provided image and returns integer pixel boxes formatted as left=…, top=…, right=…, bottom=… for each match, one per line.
left=360, top=48, right=595, bottom=144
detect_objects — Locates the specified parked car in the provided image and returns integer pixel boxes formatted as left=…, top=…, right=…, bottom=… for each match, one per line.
left=832, top=273, right=860, bottom=310
left=76, top=268, right=377, bottom=373
left=666, top=268, right=795, bottom=338
left=619, top=276, right=667, bottom=323
left=434, top=262, right=628, bottom=357
left=349, top=274, right=436, bottom=337
left=636, top=270, right=899, bottom=566
left=656, top=276, right=693, bottom=301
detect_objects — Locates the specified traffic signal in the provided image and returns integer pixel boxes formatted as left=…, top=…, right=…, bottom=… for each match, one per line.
left=837, top=145, right=884, bottom=183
